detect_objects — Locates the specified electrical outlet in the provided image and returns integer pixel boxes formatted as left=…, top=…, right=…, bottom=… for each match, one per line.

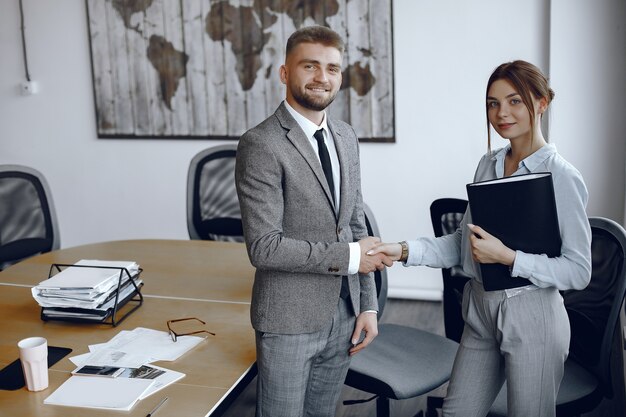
left=20, top=80, right=39, bottom=95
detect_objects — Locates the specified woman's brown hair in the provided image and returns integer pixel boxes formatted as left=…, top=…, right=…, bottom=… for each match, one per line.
left=486, top=60, right=555, bottom=152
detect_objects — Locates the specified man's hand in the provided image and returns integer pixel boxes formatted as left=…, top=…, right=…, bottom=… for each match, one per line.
left=358, top=237, right=392, bottom=273
left=349, top=311, right=378, bottom=356
left=468, top=224, right=515, bottom=265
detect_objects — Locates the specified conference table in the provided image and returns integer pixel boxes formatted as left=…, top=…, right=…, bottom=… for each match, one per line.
left=0, top=239, right=257, bottom=417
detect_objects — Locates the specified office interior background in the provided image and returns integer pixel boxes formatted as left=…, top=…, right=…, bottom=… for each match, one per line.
left=1, top=0, right=625, bottom=300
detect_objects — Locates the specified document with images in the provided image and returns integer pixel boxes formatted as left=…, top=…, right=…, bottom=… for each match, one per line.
left=118, top=364, right=185, bottom=399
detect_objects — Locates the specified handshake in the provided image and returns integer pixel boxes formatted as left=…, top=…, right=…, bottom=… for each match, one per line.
left=357, top=237, right=403, bottom=274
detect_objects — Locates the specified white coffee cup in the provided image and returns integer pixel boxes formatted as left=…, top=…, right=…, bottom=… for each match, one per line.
left=18, top=337, right=49, bottom=391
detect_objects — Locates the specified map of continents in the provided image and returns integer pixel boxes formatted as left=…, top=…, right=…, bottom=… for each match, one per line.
left=112, top=0, right=375, bottom=111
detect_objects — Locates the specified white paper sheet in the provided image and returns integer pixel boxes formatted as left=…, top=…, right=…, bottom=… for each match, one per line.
left=100, top=327, right=205, bottom=362
left=44, top=376, right=154, bottom=411
left=70, top=327, right=205, bottom=368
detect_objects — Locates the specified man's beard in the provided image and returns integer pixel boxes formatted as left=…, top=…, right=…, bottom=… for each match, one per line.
left=291, top=83, right=338, bottom=111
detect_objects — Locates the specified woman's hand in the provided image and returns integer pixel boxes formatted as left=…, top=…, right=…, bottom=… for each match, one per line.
left=366, top=242, right=402, bottom=262
left=467, top=224, right=516, bottom=266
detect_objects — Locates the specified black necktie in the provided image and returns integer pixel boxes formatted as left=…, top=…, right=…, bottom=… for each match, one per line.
left=314, top=129, right=335, bottom=201
left=314, top=130, right=348, bottom=299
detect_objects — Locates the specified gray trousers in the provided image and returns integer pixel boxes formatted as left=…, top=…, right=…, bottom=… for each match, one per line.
left=255, top=297, right=355, bottom=417
left=442, top=279, right=570, bottom=417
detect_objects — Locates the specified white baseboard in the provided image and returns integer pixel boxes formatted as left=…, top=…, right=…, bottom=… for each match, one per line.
left=387, top=287, right=442, bottom=301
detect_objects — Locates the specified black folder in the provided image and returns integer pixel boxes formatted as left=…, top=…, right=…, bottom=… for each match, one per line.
left=466, top=172, right=561, bottom=291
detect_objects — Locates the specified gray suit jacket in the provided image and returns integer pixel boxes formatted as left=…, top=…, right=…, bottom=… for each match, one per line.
left=235, top=102, right=378, bottom=334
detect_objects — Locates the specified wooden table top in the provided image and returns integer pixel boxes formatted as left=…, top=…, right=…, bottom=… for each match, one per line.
left=0, top=239, right=256, bottom=417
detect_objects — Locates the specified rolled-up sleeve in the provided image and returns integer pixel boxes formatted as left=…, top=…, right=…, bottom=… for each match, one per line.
left=405, top=227, right=463, bottom=269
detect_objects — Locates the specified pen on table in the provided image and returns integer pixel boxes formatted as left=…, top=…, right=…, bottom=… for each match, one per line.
left=146, top=397, right=168, bottom=417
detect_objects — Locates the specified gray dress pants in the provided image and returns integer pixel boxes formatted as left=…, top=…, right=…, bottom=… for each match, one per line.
left=255, top=297, right=355, bottom=417
left=442, top=279, right=570, bottom=417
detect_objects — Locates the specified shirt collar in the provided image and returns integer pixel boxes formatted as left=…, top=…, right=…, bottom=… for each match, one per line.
left=284, top=100, right=329, bottom=140
left=492, top=142, right=557, bottom=174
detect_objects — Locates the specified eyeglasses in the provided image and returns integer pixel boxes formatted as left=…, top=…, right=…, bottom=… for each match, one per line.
left=166, top=317, right=215, bottom=342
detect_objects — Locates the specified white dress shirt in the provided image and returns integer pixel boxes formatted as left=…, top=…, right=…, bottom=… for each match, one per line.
left=284, top=101, right=361, bottom=275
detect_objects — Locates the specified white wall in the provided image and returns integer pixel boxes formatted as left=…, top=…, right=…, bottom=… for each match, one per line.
left=550, top=0, right=626, bottom=223
left=372, top=0, right=550, bottom=298
left=1, top=0, right=624, bottom=300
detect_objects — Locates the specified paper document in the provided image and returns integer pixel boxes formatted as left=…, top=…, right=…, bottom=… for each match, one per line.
left=118, top=364, right=185, bottom=399
left=70, top=327, right=205, bottom=368
left=108, top=327, right=205, bottom=362
left=44, top=376, right=154, bottom=411
left=65, top=362, right=185, bottom=399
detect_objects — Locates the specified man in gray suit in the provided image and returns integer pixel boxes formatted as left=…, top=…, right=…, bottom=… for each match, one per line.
left=235, top=26, right=390, bottom=417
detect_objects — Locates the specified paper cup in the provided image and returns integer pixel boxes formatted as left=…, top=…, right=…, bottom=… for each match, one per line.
left=18, top=337, right=48, bottom=391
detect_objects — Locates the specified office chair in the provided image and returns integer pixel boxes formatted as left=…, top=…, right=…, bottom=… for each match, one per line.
left=488, top=216, right=626, bottom=416
left=187, top=144, right=244, bottom=242
left=422, top=198, right=471, bottom=416
left=343, top=203, right=459, bottom=417
left=0, top=164, right=60, bottom=270
left=429, top=198, right=471, bottom=343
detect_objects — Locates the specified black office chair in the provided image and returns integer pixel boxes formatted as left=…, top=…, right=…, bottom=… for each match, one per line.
left=429, top=198, right=471, bottom=343
left=422, top=198, right=471, bottom=416
left=344, top=203, right=459, bottom=417
left=187, top=144, right=244, bottom=242
left=488, top=216, right=626, bottom=416
left=0, top=164, right=60, bottom=270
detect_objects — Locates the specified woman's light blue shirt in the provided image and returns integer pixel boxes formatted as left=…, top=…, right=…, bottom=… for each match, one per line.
left=406, top=143, right=592, bottom=292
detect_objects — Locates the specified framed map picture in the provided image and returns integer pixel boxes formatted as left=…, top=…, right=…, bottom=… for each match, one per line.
left=86, top=0, right=395, bottom=142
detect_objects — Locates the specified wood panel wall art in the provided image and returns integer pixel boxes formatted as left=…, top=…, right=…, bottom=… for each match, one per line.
left=86, top=0, right=395, bottom=142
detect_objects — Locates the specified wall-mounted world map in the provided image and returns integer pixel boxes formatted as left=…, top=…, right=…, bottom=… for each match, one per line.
left=87, top=0, right=394, bottom=141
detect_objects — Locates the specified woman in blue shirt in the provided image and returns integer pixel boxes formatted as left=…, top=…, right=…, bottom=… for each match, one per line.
left=368, top=60, right=591, bottom=417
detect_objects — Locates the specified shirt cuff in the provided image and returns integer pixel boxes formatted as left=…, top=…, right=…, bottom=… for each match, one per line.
left=404, top=240, right=423, bottom=266
left=361, top=310, right=378, bottom=314
left=511, top=250, right=531, bottom=277
left=348, top=242, right=360, bottom=275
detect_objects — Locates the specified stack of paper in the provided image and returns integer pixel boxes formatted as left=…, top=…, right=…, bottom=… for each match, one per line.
left=43, top=327, right=197, bottom=411
left=31, top=260, right=142, bottom=321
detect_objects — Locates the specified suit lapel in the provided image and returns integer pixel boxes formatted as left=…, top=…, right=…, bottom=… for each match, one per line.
left=275, top=103, right=336, bottom=213
left=329, top=120, right=352, bottom=224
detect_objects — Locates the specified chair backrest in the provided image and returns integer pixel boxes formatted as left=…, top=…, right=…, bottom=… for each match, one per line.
left=429, top=198, right=470, bottom=342
left=0, top=164, right=60, bottom=270
left=363, top=203, right=388, bottom=318
left=186, top=144, right=244, bottom=242
left=430, top=198, right=468, bottom=238
left=562, top=216, right=626, bottom=399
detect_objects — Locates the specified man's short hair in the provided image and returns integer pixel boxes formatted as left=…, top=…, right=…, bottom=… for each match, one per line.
left=286, top=26, right=345, bottom=57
